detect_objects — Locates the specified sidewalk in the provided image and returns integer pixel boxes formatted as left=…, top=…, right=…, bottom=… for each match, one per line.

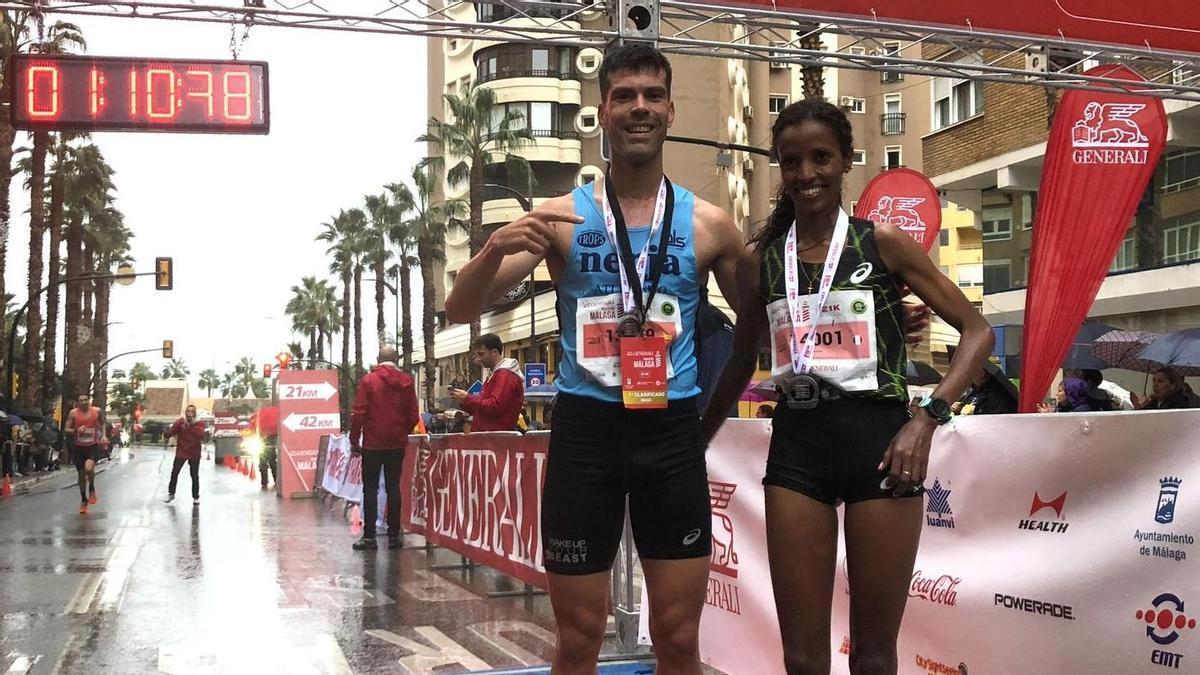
left=2, top=445, right=141, bottom=496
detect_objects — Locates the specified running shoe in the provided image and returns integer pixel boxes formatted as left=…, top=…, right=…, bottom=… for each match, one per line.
left=192, top=498, right=199, bottom=506
left=79, top=502, right=88, bottom=514
left=88, top=490, right=98, bottom=505
left=165, top=494, right=175, bottom=503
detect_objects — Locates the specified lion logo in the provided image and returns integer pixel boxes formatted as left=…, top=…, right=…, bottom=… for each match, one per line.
left=867, top=195, right=927, bottom=238
left=1071, top=102, right=1148, bottom=147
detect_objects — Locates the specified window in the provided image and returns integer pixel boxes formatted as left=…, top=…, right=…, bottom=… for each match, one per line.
left=852, top=149, right=867, bottom=166
left=582, top=54, right=598, bottom=69
left=881, top=42, right=903, bottom=83
left=849, top=200, right=858, bottom=212
left=848, top=46, right=866, bottom=55
left=884, top=146, right=902, bottom=170
left=580, top=113, right=596, bottom=129
left=982, top=205, right=1012, bottom=241
left=530, top=102, right=553, bottom=130
left=933, top=70, right=982, bottom=130
left=769, top=94, right=789, bottom=114
left=956, top=263, right=983, bottom=288
left=845, top=97, right=866, bottom=114
left=983, top=259, right=1012, bottom=291
left=770, top=42, right=790, bottom=68
left=1163, top=149, right=1200, bottom=194
left=1021, top=193, right=1035, bottom=229
left=1162, top=214, right=1200, bottom=264
left=531, top=48, right=549, bottom=72
left=559, top=48, right=574, bottom=76
left=939, top=229, right=950, bottom=247
left=1111, top=233, right=1137, bottom=272
left=884, top=93, right=902, bottom=114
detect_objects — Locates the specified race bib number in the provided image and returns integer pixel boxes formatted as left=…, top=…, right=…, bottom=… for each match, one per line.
left=76, top=426, right=97, bottom=444
left=621, top=336, right=668, bottom=409
left=768, top=289, right=879, bottom=392
left=577, top=293, right=683, bottom=387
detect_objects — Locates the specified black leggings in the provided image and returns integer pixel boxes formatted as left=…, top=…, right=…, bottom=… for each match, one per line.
left=169, top=456, right=200, bottom=499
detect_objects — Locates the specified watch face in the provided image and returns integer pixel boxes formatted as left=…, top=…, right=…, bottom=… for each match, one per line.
left=929, top=398, right=951, bottom=418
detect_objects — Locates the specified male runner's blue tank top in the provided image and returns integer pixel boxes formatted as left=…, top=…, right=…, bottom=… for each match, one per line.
left=555, top=182, right=701, bottom=402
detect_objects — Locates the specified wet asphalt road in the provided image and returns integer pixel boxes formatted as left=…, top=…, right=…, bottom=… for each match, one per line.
left=0, top=446, right=576, bottom=674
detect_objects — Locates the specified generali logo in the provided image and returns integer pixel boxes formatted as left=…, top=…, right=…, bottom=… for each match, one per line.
left=1071, top=102, right=1150, bottom=164
left=867, top=196, right=928, bottom=243
left=1019, top=490, right=1070, bottom=534
left=909, top=570, right=961, bottom=606
left=709, top=481, right=739, bottom=578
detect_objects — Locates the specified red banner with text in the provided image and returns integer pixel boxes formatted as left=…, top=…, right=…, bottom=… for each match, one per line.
left=854, top=168, right=941, bottom=252
left=1019, top=66, right=1167, bottom=412
left=278, top=369, right=341, bottom=497
left=401, top=433, right=548, bottom=588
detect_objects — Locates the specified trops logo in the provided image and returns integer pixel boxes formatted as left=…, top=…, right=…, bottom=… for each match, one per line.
left=706, top=481, right=742, bottom=616
left=915, top=654, right=968, bottom=675
left=909, top=570, right=961, bottom=607
left=867, top=196, right=928, bottom=243
left=1018, top=490, right=1069, bottom=534
left=925, top=478, right=955, bottom=529
left=1071, top=102, right=1150, bottom=164
left=1136, top=593, right=1196, bottom=669
left=1135, top=477, right=1192, bottom=563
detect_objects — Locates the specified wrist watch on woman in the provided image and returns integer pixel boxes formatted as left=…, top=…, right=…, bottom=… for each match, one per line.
left=918, top=397, right=953, bottom=425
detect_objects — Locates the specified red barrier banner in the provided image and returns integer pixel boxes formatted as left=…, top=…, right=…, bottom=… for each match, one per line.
left=717, top=2, right=1200, bottom=55
left=401, top=433, right=548, bottom=588
left=278, top=369, right=341, bottom=496
left=1019, top=66, right=1167, bottom=412
left=854, top=168, right=941, bottom=252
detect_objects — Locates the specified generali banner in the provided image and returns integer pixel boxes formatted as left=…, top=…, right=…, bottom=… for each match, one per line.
left=638, top=411, right=1200, bottom=674
left=715, top=2, right=1200, bottom=55
left=854, top=168, right=942, bottom=252
left=1019, top=65, right=1167, bottom=412
left=401, top=432, right=548, bottom=588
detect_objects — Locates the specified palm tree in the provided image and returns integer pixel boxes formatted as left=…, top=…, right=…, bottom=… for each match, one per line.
left=161, top=359, right=188, bottom=380
left=218, top=371, right=241, bottom=399
left=385, top=182, right=417, bottom=369
left=408, top=163, right=467, bottom=408
left=419, top=81, right=533, bottom=378
left=198, top=368, right=219, bottom=397
left=18, top=21, right=86, bottom=410
left=363, top=192, right=392, bottom=347
left=87, top=210, right=131, bottom=416
left=286, top=276, right=329, bottom=365
left=0, top=10, right=35, bottom=361
left=344, top=207, right=368, bottom=380
left=62, top=144, right=114, bottom=403
left=235, top=356, right=256, bottom=389
left=129, top=362, right=154, bottom=389
left=798, top=23, right=825, bottom=100
left=317, top=210, right=358, bottom=386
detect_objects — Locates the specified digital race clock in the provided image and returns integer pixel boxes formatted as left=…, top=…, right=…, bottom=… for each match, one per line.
left=10, top=54, right=269, bottom=134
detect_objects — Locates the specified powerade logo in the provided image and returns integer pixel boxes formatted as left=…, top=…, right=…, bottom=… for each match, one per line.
left=577, top=231, right=606, bottom=248
left=925, top=478, right=955, bottom=529
left=994, top=593, right=1076, bottom=621
left=1136, top=593, right=1196, bottom=669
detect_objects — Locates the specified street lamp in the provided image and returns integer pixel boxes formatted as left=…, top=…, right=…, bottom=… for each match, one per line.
left=482, top=183, right=539, bottom=362
left=363, top=277, right=400, bottom=349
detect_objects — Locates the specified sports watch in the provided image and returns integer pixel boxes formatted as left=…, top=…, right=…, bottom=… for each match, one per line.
left=918, top=397, right=953, bottom=425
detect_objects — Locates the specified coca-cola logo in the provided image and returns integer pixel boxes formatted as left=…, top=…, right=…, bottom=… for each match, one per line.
left=909, top=571, right=961, bottom=606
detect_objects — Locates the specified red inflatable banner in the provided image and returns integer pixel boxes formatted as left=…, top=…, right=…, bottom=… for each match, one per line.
left=854, top=168, right=942, bottom=252
left=1019, top=65, right=1167, bottom=412
left=278, top=369, right=341, bottom=496
left=401, top=433, right=548, bottom=588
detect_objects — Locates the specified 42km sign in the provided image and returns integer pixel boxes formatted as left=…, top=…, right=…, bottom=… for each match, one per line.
left=277, top=369, right=340, bottom=497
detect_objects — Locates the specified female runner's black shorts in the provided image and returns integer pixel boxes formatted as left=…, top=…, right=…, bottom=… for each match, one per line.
left=765, top=395, right=923, bottom=505
left=541, top=393, right=712, bottom=575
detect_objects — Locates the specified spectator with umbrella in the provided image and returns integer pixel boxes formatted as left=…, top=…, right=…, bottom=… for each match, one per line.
left=1133, top=367, right=1198, bottom=410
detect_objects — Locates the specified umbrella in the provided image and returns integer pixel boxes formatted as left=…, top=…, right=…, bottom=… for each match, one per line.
left=1134, top=329, right=1200, bottom=376
left=1061, top=321, right=1119, bottom=369
left=1088, top=330, right=1160, bottom=371
left=905, top=360, right=943, bottom=386
left=983, top=360, right=1020, bottom=402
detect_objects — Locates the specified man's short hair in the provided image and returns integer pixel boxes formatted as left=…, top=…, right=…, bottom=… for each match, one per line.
left=600, top=43, right=673, bottom=99
left=473, top=333, right=503, bottom=353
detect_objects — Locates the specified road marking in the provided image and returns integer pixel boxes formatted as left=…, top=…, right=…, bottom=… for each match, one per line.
left=466, top=620, right=556, bottom=665
left=157, top=634, right=353, bottom=674
left=367, top=627, right=491, bottom=673
left=5, top=654, right=39, bottom=674
left=398, top=570, right=481, bottom=602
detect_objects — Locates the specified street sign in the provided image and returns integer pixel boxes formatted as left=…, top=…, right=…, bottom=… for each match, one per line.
left=525, top=363, right=547, bottom=388
left=278, top=369, right=340, bottom=497
left=467, top=380, right=483, bottom=395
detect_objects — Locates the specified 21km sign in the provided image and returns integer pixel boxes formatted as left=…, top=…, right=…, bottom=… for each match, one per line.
left=278, top=369, right=340, bottom=497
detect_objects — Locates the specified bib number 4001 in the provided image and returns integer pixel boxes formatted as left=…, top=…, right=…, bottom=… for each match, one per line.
left=798, top=329, right=846, bottom=347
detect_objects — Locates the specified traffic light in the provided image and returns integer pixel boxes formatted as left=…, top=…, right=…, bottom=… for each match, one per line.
left=162, top=339, right=173, bottom=359
left=263, top=364, right=272, bottom=378
left=155, top=256, right=173, bottom=290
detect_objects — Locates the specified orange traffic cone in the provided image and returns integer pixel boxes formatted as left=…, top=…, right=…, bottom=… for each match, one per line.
left=249, top=463, right=257, bottom=481
left=1, top=475, right=12, bottom=497
left=242, top=459, right=249, bottom=476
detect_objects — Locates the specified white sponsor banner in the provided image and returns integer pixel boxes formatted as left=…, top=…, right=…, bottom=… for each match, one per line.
left=640, top=410, right=1200, bottom=674
left=319, top=434, right=390, bottom=529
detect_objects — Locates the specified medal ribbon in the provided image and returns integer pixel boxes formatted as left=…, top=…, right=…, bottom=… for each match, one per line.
left=783, top=208, right=851, bottom=375
left=602, top=173, right=674, bottom=318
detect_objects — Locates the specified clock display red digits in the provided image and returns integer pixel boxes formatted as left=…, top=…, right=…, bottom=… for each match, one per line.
left=13, top=55, right=268, bottom=134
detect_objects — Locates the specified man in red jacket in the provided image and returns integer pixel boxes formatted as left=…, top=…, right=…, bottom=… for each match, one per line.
left=449, top=333, right=525, bottom=432
left=164, top=404, right=206, bottom=505
left=349, top=346, right=419, bottom=550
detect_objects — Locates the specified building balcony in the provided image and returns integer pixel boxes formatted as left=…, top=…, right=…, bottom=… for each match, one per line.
left=881, top=112, right=906, bottom=136
left=477, top=68, right=578, bottom=85
left=881, top=71, right=904, bottom=84
left=881, top=164, right=905, bottom=173
left=475, top=2, right=574, bottom=22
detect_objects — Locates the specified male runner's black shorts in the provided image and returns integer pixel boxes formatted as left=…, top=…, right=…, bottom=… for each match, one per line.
left=541, top=393, right=711, bottom=575
left=73, top=444, right=102, bottom=470
left=765, top=395, right=923, bottom=504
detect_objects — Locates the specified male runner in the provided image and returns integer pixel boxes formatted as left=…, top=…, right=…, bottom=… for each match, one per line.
left=64, top=393, right=103, bottom=514
left=164, top=404, right=206, bottom=505
left=446, top=44, right=743, bottom=673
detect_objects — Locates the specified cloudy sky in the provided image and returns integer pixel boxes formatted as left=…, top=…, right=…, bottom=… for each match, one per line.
left=6, top=10, right=429, bottom=392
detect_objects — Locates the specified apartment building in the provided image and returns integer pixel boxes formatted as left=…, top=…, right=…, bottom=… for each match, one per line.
left=418, top=5, right=939, bottom=394
left=921, top=46, right=1200, bottom=384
